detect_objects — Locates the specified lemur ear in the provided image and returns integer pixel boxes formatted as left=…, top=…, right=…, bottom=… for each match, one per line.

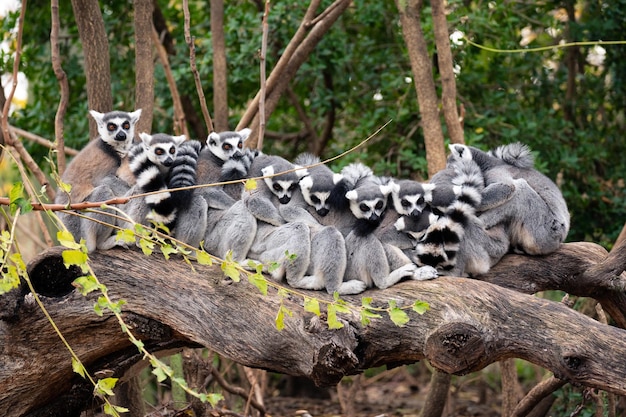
left=333, top=173, right=343, bottom=184
left=238, top=128, right=252, bottom=142
left=129, top=109, right=142, bottom=123
left=89, top=110, right=104, bottom=124
left=448, top=144, right=471, bottom=161
left=172, top=135, right=187, bottom=146
left=379, top=183, right=394, bottom=196
left=388, top=181, right=400, bottom=195
left=345, top=190, right=358, bottom=201
left=207, top=132, right=220, bottom=145
left=293, top=165, right=309, bottom=179
left=261, top=165, right=275, bottom=177
left=299, top=175, right=313, bottom=190
left=139, top=132, right=152, bottom=145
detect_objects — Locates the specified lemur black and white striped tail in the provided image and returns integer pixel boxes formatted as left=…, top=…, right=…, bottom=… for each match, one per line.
left=165, top=139, right=202, bottom=210
left=413, top=159, right=484, bottom=271
left=220, top=148, right=259, bottom=182
left=488, top=142, right=534, bottom=169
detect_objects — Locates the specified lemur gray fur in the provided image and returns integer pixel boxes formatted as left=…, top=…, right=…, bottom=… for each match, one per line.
left=196, top=128, right=259, bottom=261
left=324, top=163, right=436, bottom=289
left=55, top=109, right=142, bottom=242
left=84, top=133, right=207, bottom=251
left=242, top=154, right=315, bottom=290
left=448, top=142, right=570, bottom=255
left=406, top=157, right=509, bottom=276
left=278, top=153, right=367, bottom=295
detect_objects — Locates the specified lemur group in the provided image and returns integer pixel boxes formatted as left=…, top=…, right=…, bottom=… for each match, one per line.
left=55, top=109, right=571, bottom=295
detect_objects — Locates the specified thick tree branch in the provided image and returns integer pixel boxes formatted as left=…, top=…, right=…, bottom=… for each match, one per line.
left=3, top=242, right=626, bottom=415
left=51, top=0, right=69, bottom=176
left=134, top=0, right=155, bottom=134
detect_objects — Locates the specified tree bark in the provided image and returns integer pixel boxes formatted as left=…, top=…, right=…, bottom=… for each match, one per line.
left=134, top=0, right=155, bottom=134
left=430, top=0, right=464, bottom=145
left=210, top=0, right=229, bottom=131
left=395, top=0, right=447, bottom=177
left=2, top=242, right=626, bottom=415
left=70, top=0, right=113, bottom=138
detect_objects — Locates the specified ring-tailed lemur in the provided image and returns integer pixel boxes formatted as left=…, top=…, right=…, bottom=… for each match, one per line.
left=448, top=142, right=570, bottom=255
left=242, top=154, right=316, bottom=290
left=196, top=129, right=259, bottom=261
left=322, top=162, right=435, bottom=290
left=278, top=153, right=366, bottom=295
left=55, top=109, right=142, bottom=242
left=110, top=133, right=207, bottom=248
left=405, top=157, right=509, bottom=276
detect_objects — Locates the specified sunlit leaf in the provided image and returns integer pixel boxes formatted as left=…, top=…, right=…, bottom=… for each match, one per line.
left=326, top=304, right=344, bottom=329
left=412, top=300, right=430, bottom=315
left=360, top=308, right=382, bottom=326
left=248, top=272, right=268, bottom=295
left=196, top=250, right=213, bottom=266
left=388, top=300, right=410, bottom=327
left=72, top=275, right=99, bottom=295
left=9, top=182, right=32, bottom=215
left=160, top=243, right=176, bottom=260
left=116, top=228, right=136, bottom=244
left=72, top=357, right=86, bottom=378
left=57, top=230, right=81, bottom=249
left=303, top=296, right=320, bottom=316
left=275, top=304, right=293, bottom=331
left=62, top=249, right=88, bottom=272
left=244, top=178, right=257, bottom=191
left=94, top=377, right=119, bottom=396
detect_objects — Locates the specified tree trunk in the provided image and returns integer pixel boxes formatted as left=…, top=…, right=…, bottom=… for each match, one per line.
left=134, top=0, right=155, bottom=134
left=211, top=0, right=229, bottom=131
left=70, top=0, right=113, bottom=139
left=395, top=0, right=447, bottom=177
left=2, top=242, right=626, bottom=415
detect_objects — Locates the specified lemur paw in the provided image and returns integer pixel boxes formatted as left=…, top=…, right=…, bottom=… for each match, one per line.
left=412, top=265, right=439, bottom=281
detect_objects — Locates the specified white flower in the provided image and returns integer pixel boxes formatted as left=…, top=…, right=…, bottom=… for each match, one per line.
left=450, top=30, right=465, bottom=46
left=373, top=91, right=383, bottom=101
left=586, top=45, right=606, bottom=67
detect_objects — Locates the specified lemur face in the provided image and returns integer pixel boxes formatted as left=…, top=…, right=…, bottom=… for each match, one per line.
left=346, top=186, right=389, bottom=222
left=262, top=165, right=300, bottom=204
left=390, top=181, right=428, bottom=217
left=139, top=132, right=186, bottom=172
left=90, top=109, right=142, bottom=155
left=299, top=176, right=332, bottom=216
left=207, top=128, right=251, bottom=162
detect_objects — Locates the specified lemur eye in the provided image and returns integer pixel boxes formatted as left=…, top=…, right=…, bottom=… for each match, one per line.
left=417, top=197, right=424, bottom=204
left=107, top=123, right=117, bottom=132
left=122, top=121, right=130, bottom=130
left=273, top=183, right=282, bottom=192
left=237, top=141, right=243, bottom=149
left=359, top=203, right=369, bottom=212
left=155, top=148, right=165, bottom=156
left=288, top=183, right=297, bottom=191
left=223, top=143, right=232, bottom=151
left=310, top=195, right=320, bottom=204
left=401, top=199, right=411, bottom=207
left=375, top=201, right=384, bottom=210
left=169, top=147, right=176, bottom=154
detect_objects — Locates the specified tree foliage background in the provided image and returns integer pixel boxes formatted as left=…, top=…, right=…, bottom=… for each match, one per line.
left=4, top=0, right=625, bottom=249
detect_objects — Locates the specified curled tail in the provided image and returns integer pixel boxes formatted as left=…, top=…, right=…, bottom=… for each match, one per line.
left=489, top=142, right=534, bottom=169
left=413, top=160, right=484, bottom=271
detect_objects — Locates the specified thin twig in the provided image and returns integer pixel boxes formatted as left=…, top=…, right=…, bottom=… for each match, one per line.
left=209, top=366, right=266, bottom=413
left=183, top=0, right=214, bottom=136
left=51, top=0, right=70, bottom=176
left=257, top=0, right=270, bottom=150
left=10, top=126, right=78, bottom=156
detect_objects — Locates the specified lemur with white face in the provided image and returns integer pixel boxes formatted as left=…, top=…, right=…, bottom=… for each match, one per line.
left=55, top=109, right=142, bottom=242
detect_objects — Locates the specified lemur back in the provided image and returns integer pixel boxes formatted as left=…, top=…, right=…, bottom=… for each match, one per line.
left=55, top=109, right=142, bottom=242
left=448, top=142, right=570, bottom=255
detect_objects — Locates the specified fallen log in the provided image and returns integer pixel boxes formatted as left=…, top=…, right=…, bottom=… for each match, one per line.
left=1, top=241, right=625, bottom=416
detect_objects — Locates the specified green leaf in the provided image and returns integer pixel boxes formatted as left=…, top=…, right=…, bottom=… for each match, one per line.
left=248, top=272, right=268, bottom=295
left=275, top=304, right=293, bottom=331
left=412, top=300, right=430, bottom=315
left=152, top=365, right=168, bottom=383
left=267, top=261, right=280, bottom=273
left=132, top=339, right=145, bottom=351
left=326, top=304, right=344, bottom=329
left=62, top=249, right=88, bottom=272
left=72, top=357, right=86, bottom=378
left=360, top=308, right=382, bottom=326
left=303, top=296, right=320, bottom=316
left=72, top=275, right=100, bottom=295
left=196, top=250, right=213, bottom=266
left=138, top=238, right=154, bottom=256
left=244, top=178, right=257, bottom=191
left=388, top=300, right=410, bottom=327
left=57, top=230, right=81, bottom=249
left=160, top=243, right=177, bottom=260
left=0, top=266, right=21, bottom=294
left=94, top=377, right=119, bottom=396
left=221, top=261, right=241, bottom=282
left=361, top=297, right=374, bottom=309
left=116, top=228, right=136, bottom=244
left=9, top=182, right=32, bottom=215
left=104, top=403, right=129, bottom=416
left=203, top=393, right=224, bottom=406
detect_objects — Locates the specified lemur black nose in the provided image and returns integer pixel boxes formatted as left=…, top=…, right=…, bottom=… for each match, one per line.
left=317, top=208, right=329, bottom=217
left=163, top=158, right=174, bottom=167
left=369, top=213, right=380, bottom=222
left=232, top=151, right=243, bottom=159
left=410, top=209, right=421, bottom=217
left=279, top=195, right=291, bottom=204
left=115, top=131, right=127, bottom=141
